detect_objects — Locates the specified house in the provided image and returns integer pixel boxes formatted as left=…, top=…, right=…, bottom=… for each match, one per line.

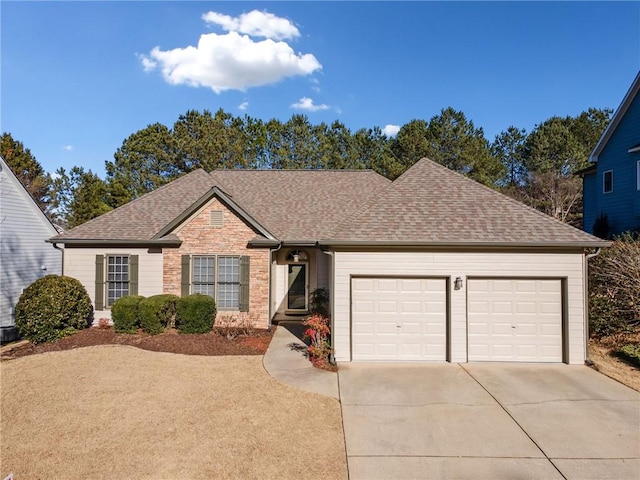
left=0, top=155, right=62, bottom=342
left=49, top=157, right=608, bottom=364
left=581, top=71, right=640, bottom=237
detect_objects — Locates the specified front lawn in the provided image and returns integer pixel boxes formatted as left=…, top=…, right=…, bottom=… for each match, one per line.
left=0, top=346, right=348, bottom=479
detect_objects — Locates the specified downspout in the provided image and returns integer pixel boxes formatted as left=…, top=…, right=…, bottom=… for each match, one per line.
left=267, top=242, right=283, bottom=331
left=584, top=248, right=602, bottom=364
left=322, top=250, right=336, bottom=365
left=52, top=242, right=64, bottom=276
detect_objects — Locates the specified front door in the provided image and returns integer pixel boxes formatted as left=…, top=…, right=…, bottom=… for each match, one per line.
left=287, top=264, right=307, bottom=311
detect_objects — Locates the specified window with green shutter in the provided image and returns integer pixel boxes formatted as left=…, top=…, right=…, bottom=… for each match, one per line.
left=95, top=254, right=139, bottom=308
left=181, top=254, right=250, bottom=311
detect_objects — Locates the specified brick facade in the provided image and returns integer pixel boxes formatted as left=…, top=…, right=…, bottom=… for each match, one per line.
left=163, top=198, right=271, bottom=329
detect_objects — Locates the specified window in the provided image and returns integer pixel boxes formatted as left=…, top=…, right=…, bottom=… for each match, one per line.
left=182, top=255, right=249, bottom=311
left=95, top=254, right=138, bottom=310
left=192, top=256, right=215, bottom=297
left=603, top=170, right=613, bottom=194
left=637, top=160, right=640, bottom=191
left=107, top=255, right=129, bottom=306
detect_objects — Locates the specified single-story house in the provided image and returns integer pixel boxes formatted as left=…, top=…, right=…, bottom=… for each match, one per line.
left=49, top=158, right=608, bottom=363
left=1, top=155, right=62, bottom=342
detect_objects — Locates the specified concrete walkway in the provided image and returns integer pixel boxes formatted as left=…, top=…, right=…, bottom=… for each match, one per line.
left=262, top=322, right=339, bottom=399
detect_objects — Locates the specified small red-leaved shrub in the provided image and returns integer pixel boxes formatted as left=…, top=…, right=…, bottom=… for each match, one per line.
left=303, top=314, right=333, bottom=369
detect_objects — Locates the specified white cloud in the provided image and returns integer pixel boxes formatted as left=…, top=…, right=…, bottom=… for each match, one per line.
left=382, top=124, right=400, bottom=137
left=238, top=101, right=249, bottom=111
left=202, top=10, right=300, bottom=41
left=63, top=145, right=73, bottom=151
left=290, top=97, right=329, bottom=112
left=140, top=11, right=321, bottom=94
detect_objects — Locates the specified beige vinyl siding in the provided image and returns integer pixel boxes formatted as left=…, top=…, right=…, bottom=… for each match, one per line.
left=64, top=247, right=163, bottom=323
left=332, top=251, right=586, bottom=364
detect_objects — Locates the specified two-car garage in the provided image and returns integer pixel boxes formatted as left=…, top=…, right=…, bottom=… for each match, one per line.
left=350, top=274, right=565, bottom=364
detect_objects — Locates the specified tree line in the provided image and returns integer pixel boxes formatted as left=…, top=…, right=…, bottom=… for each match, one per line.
left=1, top=106, right=611, bottom=229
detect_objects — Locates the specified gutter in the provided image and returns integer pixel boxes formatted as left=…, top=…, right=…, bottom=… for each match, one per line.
left=322, top=250, right=337, bottom=366
left=46, top=238, right=183, bottom=247
left=317, top=240, right=612, bottom=249
left=52, top=242, right=64, bottom=276
left=584, top=248, right=602, bottom=364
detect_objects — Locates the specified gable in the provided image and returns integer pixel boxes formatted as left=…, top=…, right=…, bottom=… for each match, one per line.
left=590, top=71, right=640, bottom=163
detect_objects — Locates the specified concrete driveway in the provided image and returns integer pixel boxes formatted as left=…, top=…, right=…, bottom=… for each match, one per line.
left=338, top=363, right=640, bottom=480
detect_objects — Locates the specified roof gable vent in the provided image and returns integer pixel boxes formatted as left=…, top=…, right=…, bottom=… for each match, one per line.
left=210, top=210, right=224, bottom=227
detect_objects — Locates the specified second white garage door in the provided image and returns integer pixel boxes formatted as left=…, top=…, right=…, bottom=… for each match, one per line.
left=351, top=277, right=447, bottom=361
left=467, top=278, right=563, bottom=362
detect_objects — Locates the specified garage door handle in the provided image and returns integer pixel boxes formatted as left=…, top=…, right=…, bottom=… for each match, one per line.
left=397, top=325, right=401, bottom=328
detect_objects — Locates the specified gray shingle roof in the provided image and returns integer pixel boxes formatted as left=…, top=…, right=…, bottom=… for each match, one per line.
left=325, top=158, right=608, bottom=246
left=52, top=159, right=606, bottom=247
left=51, top=169, right=216, bottom=242
left=210, top=169, right=391, bottom=240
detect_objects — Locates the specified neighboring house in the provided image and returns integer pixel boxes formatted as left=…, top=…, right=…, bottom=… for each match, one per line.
left=50, top=158, right=607, bottom=364
left=581, top=71, right=640, bottom=237
left=0, top=156, right=62, bottom=342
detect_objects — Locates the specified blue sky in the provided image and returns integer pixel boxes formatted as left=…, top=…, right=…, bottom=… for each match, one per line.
left=2, top=1, right=639, bottom=177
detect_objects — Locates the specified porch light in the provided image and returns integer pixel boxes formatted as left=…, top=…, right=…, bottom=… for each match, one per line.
left=293, top=254, right=300, bottom=263
left=454, top=277, right=463, bottom=290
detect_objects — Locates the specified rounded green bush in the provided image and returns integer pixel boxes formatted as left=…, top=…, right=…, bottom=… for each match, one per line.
left=139, top=294, right=179, bottom=335
left=14, top=275, right=93, bottom=344
left=111, top=295, right=145, bottom=333
left=176, top=294, right=216, bottom=334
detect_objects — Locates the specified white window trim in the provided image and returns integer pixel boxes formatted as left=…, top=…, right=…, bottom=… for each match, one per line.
left=603, top=169, right=613, bottom=194
left=637, top=160, right=640, bottom=191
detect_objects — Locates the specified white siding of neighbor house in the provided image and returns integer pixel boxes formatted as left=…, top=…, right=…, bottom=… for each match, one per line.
left=64, top=247, right=163, bottom=323
left=332, top=251, right=586, bottom=364
left=0, top=159, right=61, bottom=335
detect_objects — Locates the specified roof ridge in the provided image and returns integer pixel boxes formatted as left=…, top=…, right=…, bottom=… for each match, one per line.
left=211, top=168, right=380, bottom=173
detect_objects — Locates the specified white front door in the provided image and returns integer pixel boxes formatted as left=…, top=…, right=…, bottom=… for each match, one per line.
left=467, top=278, right=563, bottom=362
left=351, top=277, right=447, bottom=361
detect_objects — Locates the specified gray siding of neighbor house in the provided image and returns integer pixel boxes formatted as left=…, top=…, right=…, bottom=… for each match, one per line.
left=0, top=158, right=62, bottom=341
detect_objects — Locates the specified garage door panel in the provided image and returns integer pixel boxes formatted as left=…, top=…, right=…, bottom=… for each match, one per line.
left=468, top=278, right=563, bottom=362
left=352, top=277, right=447, bottom=361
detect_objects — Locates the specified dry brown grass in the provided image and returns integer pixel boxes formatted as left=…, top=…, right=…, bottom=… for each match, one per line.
left=0, top=346, right=347, bottom=480
left=589, top=334, right=640, bottom=392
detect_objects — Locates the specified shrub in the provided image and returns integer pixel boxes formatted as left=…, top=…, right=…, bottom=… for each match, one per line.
left=303, top=314, right=332, bottom=364
left=310, top=287, right=330, bottom=318
left=176, top=294, right=216, bottom=334
left=592, top=213, right=610, bottom=239
left=589, top=233, right=640, bottom=338
left=14, top=275, right=93, bottom=344
left=111, top=295, right=144, bottom=333
left=216, top=314, right=257, bottom=339
left=139, top=294, right=179, bottom=335
left=616, top=344, right=640, bottom=367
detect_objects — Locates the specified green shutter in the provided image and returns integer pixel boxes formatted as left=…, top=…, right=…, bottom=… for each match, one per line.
left=181, top=255, right=191, bottom=297
left=129, top=255, right=139, bottom=296
left=95, top=255, right=104, bottom=310
left=239, top=256, right=250, bottom=312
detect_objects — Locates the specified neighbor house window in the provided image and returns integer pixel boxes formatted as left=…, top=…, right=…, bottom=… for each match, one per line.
left=603, top=170, right=613, bottom=194
left=637, top=160, right=640, bottom=191
left=94, top=254, right=139, bottom=310
left=182, top=255, right=249, bottom=311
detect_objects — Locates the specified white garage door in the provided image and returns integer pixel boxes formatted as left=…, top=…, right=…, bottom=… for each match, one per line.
left=468, top=279, right=563, bottom=362
left=351, top=277, right=447, bottom=361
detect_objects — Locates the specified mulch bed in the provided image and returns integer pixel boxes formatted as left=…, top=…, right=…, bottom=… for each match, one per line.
left=1, top=326, right=274, bottom=360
